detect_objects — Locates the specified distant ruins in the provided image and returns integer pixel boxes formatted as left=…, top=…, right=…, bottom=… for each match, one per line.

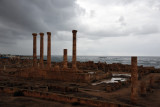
left=0, top=30, right=160, bottom=107
left=16, top=30, right=112, bottom=82
left=34, top=31, right=78, bottom=71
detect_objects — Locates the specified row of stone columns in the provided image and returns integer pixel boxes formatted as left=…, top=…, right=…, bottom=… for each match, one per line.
left=32, top=32, right=51, bottom=69
left=32, top=30, right=78, bottom=71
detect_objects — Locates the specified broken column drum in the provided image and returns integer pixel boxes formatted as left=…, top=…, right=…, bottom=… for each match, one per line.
left=47, top=32, right=51, bottom=68
left=40, top=33, right=44, bottom=68
left=63, top=49, right=68, bottom=69
left=72, top=30, right=77, bottom=70
left=32, top=33, right=37, bottom=68
left=131, top=56, right=138, bottom=103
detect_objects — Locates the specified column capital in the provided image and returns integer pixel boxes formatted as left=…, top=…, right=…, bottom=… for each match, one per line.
left=47, top=32, right=51, bottom=35
left=72, top=30, right=77, bottom=34
left=32, top=33, right=37, bottom=36
left=64, top=49, right=67, bottom=55
left=131, top=56, right=137, bottom=62
left=131, top=56, right=137, bottom=59
left=39, top=32, right=44, bottom=36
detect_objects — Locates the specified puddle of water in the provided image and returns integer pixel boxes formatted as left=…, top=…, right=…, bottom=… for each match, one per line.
left=92, top=78, right=126, bottom=85
left=92, top=73, right=130, bottom=86
left=88, top=72, right=95, bottom=74
left=112, top=73, right=131, bottom=77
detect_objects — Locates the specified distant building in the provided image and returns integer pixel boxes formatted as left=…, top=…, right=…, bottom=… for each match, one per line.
left=0, top=54, right=20, bottom=59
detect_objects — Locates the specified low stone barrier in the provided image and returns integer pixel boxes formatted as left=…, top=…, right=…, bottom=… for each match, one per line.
left=0, top=86, right=132, bottom=107
left=48, top=85, right=78, bottom=92
left=106, top=80, right=130, bottom=92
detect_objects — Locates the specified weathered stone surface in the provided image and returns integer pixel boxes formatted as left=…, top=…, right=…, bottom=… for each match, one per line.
left=131, top=56, right=138, bottom=103
left=47, top=32, right=51, bottom=69
left=39, top=32, right=44, bottom=69
left=0, top=87, right=131, bottom=107
left=140, top=81, right=146, bottom=96
left=72, top=30, right=77, bottom=71
left=149, top=76, right=154, bottom=88
left=63, top=49, right=68, bottom=69
left=32, top=33, right=37, bottom=68
left=106, top=85, right=112, bottom=92
left=53, top=65, right=60, bottom=72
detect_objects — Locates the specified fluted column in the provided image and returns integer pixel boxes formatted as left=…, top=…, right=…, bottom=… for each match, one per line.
left=40, top=32, right=44, bottom=69
left=32, top=33, right=37, bottom=68
left=72, top=30, right=77, bottom=70
left=47, top=32, right=51, bottom=68
left=131, top=56, right=138, bottom=103
left=63, top=49, right=68, bottom=69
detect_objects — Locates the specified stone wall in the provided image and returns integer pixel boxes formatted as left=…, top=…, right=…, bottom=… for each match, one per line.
left=0, top=86, right=132, bottom=107
left=17, top=68, right=112, bottom=83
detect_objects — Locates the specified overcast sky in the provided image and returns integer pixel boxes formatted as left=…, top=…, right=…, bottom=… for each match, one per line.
left=0, top=0, right=160, bottom=56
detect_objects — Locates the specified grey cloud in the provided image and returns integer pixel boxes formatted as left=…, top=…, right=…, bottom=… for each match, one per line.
left=118, top=16, right=124, bottom=22
left=1, top=0, right=160, bottom=56
left=77, top=23, right=159, bottom=40
left=134, top=24, right=159, bottom=35
left=88, top=0, right=135, bottom=6
left=0, top=0, right=85, bottom=55
left=90, top=10, right=95, bottom=18
left=0, top=0, right=80, bottom=46
left=117, top=16, right=126, bottom=26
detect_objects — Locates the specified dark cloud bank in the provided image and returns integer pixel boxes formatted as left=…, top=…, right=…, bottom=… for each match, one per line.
left=0, top=0, right=79, bottom=43
left=0, top=0, right=82, bottom=54
left=0, top=0, right=160, bottom=55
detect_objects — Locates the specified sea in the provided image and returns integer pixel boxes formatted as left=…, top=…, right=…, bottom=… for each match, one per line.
left=41, top=56, right=160, bottom=69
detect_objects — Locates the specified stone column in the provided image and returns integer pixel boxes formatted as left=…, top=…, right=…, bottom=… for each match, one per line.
left=47, top=32, right=51, bottom=68
left=72, top=30, right=77, bottom=70
left=131, top=56, right=138, bottom=103
left=63, top=49, right=68, bottom=69
left=32, top=33, right=37, bottom=68
left=40, top=33, right=44, bottom=69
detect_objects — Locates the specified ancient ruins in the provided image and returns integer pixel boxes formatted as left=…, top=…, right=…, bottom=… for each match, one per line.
left=0, top=30, right=160, bottom=107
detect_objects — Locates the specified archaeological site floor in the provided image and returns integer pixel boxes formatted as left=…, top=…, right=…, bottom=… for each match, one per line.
left=0, top=71, right=160, bottom=107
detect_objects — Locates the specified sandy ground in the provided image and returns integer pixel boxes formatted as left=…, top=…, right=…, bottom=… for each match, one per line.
left=0, top=93, right=88, bottom=107
left=81, top=73, right=160, bottom=107
left=0, top=72, right=160, bottom=107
